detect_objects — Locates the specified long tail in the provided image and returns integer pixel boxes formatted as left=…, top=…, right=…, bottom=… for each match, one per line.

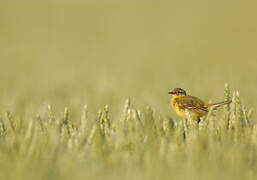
left=207, top=100, right=232, bottom=108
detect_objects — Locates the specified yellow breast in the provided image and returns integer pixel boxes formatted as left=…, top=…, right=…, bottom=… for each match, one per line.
left=170, top=97, right=186, bottom=118
left=170, top=96, right=204, bottom=120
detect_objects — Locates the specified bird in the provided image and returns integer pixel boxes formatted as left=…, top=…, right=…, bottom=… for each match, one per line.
left=168, top=88, right=232, bottom=122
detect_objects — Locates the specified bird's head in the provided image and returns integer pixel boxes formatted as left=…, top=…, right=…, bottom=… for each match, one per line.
left=168, top=88, right=187, bottom=97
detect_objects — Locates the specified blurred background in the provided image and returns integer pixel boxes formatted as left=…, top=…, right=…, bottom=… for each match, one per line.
left=0, top=1, right=257, bottom=180
left=0, top=0, right=256, bottom=115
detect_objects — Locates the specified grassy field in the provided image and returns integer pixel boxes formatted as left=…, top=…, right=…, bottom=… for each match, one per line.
left=0, top=1, right=257, bottom=180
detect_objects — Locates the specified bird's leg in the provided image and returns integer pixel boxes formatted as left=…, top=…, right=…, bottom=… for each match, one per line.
left=197, top=118, right=201, bottom=124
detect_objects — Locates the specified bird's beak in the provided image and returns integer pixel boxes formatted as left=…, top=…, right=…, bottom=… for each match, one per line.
left=168, top=91, right=174, bottom=94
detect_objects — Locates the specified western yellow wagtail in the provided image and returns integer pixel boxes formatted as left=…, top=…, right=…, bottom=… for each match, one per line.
left=168, top=88, right=231, bottom=122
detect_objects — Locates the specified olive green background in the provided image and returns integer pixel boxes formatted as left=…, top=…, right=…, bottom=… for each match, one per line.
left=1, top=0, right=257, bottom=111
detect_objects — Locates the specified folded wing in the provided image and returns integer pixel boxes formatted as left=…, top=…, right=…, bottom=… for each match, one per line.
left=176, top=96, right=208, bottom=117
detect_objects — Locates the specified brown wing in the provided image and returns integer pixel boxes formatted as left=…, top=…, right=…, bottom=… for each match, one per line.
left=176, top=96, right=208, bottom=116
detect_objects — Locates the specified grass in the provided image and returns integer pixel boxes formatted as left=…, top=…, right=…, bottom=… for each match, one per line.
left=1, top=1, right=257, bottom=180
left=0, top=85, right=256, bottom=180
